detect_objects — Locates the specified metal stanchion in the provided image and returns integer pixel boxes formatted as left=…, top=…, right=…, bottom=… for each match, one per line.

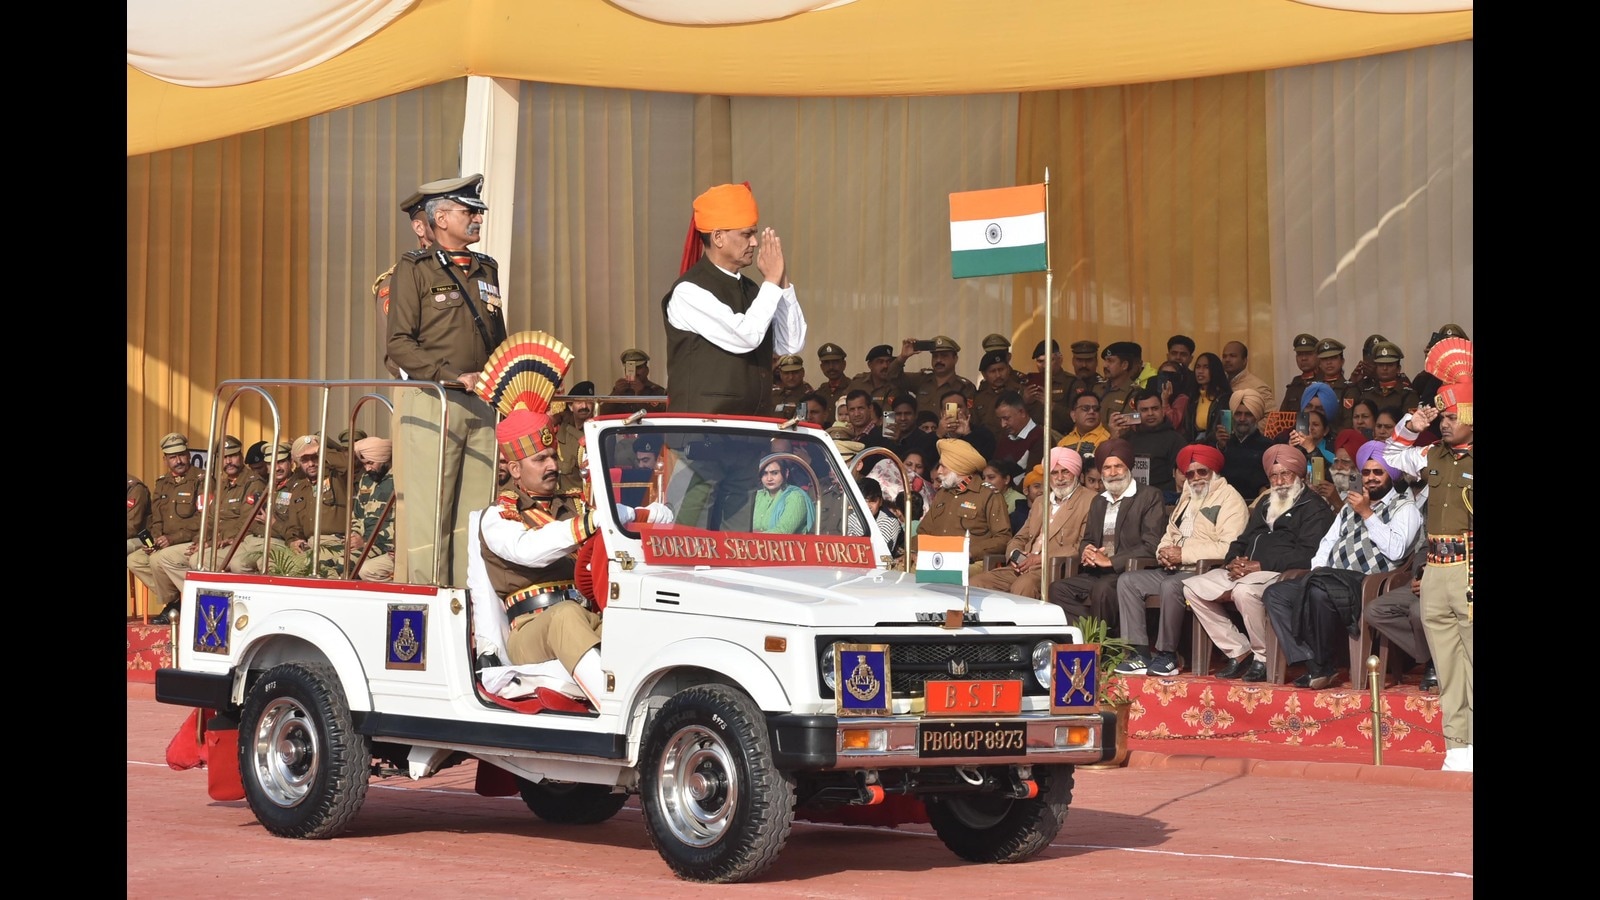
left=1367, top=654, right=1383, bottom=766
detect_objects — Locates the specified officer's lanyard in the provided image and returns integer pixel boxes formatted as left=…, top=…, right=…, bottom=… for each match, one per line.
left=435, top=250, right=505, bottom=356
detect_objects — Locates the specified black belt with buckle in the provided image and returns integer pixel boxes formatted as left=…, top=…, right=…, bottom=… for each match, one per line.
left=505, top=584, right=587, bottom=621
left=1426, top=534, right=1468, bottom=564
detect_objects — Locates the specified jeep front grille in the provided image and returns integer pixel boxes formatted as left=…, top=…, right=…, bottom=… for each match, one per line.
left=818, top=637, right=1064, bottom=698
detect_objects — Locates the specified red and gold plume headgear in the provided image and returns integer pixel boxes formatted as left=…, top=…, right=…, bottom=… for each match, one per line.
left=475, top=330, right=575, bottom=461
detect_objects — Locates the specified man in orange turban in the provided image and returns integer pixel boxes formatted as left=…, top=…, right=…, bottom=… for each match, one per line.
left=664, top=182, right=809, bottom=528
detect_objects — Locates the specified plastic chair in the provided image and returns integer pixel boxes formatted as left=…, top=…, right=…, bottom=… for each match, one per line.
left=1345, top=561, right=1415, bottom=688
left=1188, top=560, right=1299, bottom=684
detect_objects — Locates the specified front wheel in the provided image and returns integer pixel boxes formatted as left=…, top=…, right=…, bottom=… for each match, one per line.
left=639, top=685, right=795, bottom=883
left=237, top=661, right=370, bottom=839
left=516, top=778, right=628, bottom=824
left=925, top=765, right=1073, bottom=863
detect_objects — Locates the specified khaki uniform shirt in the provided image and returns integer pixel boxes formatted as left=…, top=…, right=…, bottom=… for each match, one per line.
left=919, top=479, right=1013, bottom=561
left=127, top=474, right=151, bottom=541
left=149, top=470, right=203, bottom=545
left=555, top=419, right=586, bottom=496
left=1280, top=372, right=1319, bottom=413
left=770, top=381, right=813, bottom=419
left=213, top=471, right=269, bottom=542
left=1355, top=380, right=1420, bottom=419
left=386, top=246, right=506, bottom=383
left=1098, top=381, right=1140, bottom=420
left=267, top=471, right=308, bottom=542
left=892, top=366, right=978, bottom=417
left=844, top=372, right=900, bottom=414
left=607, top=376, right=668, bottom=416
left=814, top=375, right=852, bottom=413
left=289, top=466, right=351, bottom=542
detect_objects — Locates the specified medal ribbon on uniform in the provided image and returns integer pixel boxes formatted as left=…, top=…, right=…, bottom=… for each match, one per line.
left=448, top=251, right=474, bottom=270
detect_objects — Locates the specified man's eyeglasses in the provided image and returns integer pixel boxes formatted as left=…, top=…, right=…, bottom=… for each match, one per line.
left=1359, top=467, right=1388, bottom=477
left=1074, top=404, right=1099, bottom=412
left=1184, top=467, right=1212, bottom=479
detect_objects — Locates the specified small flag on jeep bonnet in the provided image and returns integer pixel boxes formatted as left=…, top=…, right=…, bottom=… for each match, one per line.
left=915, top=533, right=970, bottom=585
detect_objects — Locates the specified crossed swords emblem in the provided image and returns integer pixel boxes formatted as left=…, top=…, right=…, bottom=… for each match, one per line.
left=200, top=601, right=224, bottom=647
left=1057, top=656, right=1093, bottom=704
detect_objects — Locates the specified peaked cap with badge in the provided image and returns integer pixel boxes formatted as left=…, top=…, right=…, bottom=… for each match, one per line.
left=401, top=174, right=488, bottom=216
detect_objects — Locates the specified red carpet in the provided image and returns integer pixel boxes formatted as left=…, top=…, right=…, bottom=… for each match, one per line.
left=127, top=620, right=172, bottom=684
left=1121, top=670, right=1449, bottom=769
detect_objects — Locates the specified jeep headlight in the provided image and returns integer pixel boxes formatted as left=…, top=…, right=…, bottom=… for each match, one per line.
left=1031, top=640, right=1055, bottom=688
left=821, top=642, right=843, bottom=691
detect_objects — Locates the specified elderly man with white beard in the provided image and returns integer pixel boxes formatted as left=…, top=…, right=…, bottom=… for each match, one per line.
left=1114, top=443, right=1249, bottom=677
left=971, top=447, right=1095, bottom=600
left=918, top=438, right=1013, bottom=571
left=1262, top=440, right=1423, bottom=689
left=1182, top=444, right=1336, bottom=682
left=1046, top=439, right=1167, bottom=633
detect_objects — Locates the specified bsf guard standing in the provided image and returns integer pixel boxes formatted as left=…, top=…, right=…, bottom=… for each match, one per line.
left=1313, top=338, right=1358, bottom=430
left=813, top=342, right=853, bottom=412
left=846, top=344, right=901, bottom=414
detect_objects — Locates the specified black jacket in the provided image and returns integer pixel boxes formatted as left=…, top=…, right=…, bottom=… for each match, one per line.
left=1228, top=487, right=1335, bottom=572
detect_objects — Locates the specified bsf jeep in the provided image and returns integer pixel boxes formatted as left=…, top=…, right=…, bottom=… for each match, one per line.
left=155, top=381, right=1115, bottom=884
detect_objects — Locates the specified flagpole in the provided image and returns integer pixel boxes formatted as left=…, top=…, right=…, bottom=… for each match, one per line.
left=1040, top=167, right=1054, bottom=606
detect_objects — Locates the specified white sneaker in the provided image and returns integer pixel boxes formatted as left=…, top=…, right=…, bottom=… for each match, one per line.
left=1441, top=746, right=1473, bottom=772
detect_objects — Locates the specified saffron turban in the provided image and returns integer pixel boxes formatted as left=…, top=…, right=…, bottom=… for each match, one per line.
left=1177, top=443, right=1224, bottom=474
left=1048, top=446, right=1083, bottom=477
left=1022, top=466, right=1045, bottom=492
left=1095, top=439, right=1134, bottom=468
left=693, top=183, right=759, bottom=232
left=1355, top=440, right=1399, bottom=481
left=1261, top=444, right=1307, bottom=475
left=354, top=437, right=392, bottom=467
left=1231, top=390, right=1265, bottom=418
left=496, top=409, right=556, bottom=461
left=936, top=439, right=985, bottom=476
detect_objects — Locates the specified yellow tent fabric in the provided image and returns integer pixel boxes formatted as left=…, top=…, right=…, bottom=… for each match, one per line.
left=127, top=0, right=1472, bottom=156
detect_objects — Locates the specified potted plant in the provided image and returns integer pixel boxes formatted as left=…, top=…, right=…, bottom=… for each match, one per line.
left=1077, top=614, right=1133, bottom=768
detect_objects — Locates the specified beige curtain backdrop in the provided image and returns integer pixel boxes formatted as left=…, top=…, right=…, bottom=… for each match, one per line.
left=308, top=78, right=467, bottom=432
left=127, top=124, right=311, bottom=489
left=1267, top=40, right=1473, bottom=387
left=1015, top=74, right=1273, bottom=381
left=504, top=84, right=698, bottom=389
left=729, top=95, right=1018, bottom=370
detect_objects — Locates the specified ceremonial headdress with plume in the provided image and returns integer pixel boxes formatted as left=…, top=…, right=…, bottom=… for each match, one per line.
left=1424, top=337, right=1472, bottom=425
left=474, top=330, right=575, bottom=460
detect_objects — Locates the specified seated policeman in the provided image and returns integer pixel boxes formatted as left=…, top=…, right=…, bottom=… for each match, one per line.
left=479, top=407, right=671, bottom=704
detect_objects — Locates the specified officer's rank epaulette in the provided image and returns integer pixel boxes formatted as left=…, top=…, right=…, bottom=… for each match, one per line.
left=402, top=248, right=430, bottom=262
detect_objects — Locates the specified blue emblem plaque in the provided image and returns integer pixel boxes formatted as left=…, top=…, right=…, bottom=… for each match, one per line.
left=1050, top=644, right=1100, bottom=714
left=835, top=643, right=891, bottom=716
left=193, top=590, right=232, bottom=655
left=386, top=604, right=428, bottom=671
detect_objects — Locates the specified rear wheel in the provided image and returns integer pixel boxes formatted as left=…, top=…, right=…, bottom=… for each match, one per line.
left=516, top=778, right=628, bottom=824
left=639, top=685, right=795, bottom=883
left=238, top=662, right=369, bottom=839
left=925, top=765, right=1073, bottom=863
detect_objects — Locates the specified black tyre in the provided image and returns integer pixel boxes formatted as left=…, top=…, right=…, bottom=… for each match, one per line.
left=237, top=661, right=370, bottom=839
left=925, top=765, right=1073, bottom=863
left=639, top=685, right=795, bottom=884
left=516, top=778, right=628, bottom=824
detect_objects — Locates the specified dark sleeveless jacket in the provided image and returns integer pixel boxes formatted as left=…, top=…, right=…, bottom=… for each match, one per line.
left=662, top=256, right=773, bottom=415
left=480, top=490, right=582, bottom=602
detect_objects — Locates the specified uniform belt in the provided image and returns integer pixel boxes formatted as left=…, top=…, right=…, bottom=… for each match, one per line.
left=1426, top=532, right=1470, bottom=565
left=504, top=581, right=586, bottom=622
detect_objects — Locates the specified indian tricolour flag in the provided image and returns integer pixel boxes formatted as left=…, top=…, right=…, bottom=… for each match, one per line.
left=949, top=184, right=1048, bottom=279
left=915, top=533, right=970, bottom=585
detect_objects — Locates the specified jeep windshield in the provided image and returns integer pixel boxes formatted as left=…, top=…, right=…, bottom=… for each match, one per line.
left=598, top=422, right=882, bottom=556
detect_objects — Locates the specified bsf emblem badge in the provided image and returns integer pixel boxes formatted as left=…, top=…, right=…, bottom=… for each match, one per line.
left=835, top=643, right=891, bottom=717
left=1051, top=644, right=1100, bottom=714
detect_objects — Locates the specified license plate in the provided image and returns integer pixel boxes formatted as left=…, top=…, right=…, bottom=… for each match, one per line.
left=923, top=679, right=1023, bottom=716
left=918, top=721, right=1028, bottom=758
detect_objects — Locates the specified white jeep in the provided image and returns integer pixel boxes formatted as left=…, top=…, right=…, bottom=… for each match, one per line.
left=156, top=382, right=1115, bottom=884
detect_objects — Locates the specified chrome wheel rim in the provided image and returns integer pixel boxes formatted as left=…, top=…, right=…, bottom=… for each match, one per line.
left=250, top=696, right=320, bottom=808
left=653, top=724, right=738, bottom=848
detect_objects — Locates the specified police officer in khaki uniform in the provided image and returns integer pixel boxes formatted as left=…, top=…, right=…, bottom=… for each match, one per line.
left=846, top=344, right=900, bottom=413
left=1312, top=338, right=1358, bottom=430
left=282, top=434, right=353, bottom=576
left=972, top=349, right=1019, bottom=436
left=386, top=174, right=506, bottom=586
left=1098, top=342, right=1144, bottom=420
left=981, top=333, right=1012, bottom=358
left=127, top=473, right=152, bottom=557
left=157, top=435, right=269, bottom=593
left=555, top=381, right=596, bottom=496
left=608, top=349, right=667, bottom=417
left=813, top=343, right=853, bottom=411
left=891, top=335, right=978, bottom=417
left=770, top=354, right=813, bottom=417
left=917, top=438, right=1013, bottom=569
left=128, top=433, right=204, bottom=623
left=1354, top=341, right=1419, bottom=416
left=371, top=193, right=439, bottom=379
left=1280, top=333, right=1322, bottom=413
left=1022, top=339, right=1081, bottom=430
